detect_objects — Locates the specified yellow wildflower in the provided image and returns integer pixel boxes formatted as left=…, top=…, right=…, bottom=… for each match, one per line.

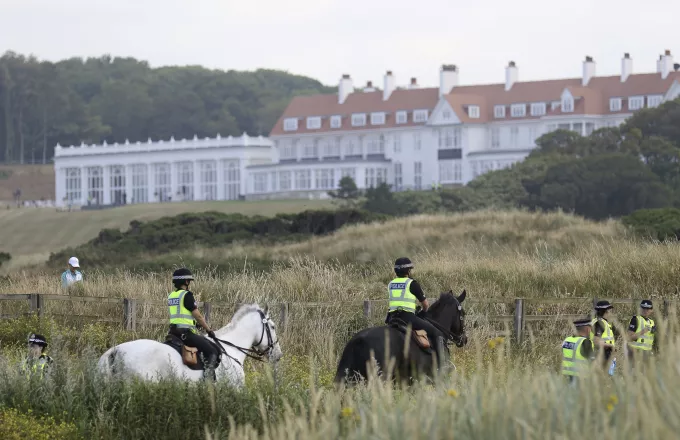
left=447, top=389, right=458, bottom=398
left=488, top=340, right=497, bottom=349
left=606, top=403, right=614, bottom=412
left=340, top=407, right=354, bottom=418
left=608, top=394, right=618, bottom=405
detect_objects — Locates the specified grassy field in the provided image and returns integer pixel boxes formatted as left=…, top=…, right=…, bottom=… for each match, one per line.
left=0, top=199, right=333, bottom=270
left=1, top=209, right=679, bottom=439
left=0, top=164, right=54, bottom=202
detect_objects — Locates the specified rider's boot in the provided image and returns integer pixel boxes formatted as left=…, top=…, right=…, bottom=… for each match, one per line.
left=203, top=353, right=218, bottom=381
left=436, top=336, right=446, bottom=370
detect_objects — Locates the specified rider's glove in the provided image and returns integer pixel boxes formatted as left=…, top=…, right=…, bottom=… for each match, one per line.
left=207, top=330, right=216, bottom=339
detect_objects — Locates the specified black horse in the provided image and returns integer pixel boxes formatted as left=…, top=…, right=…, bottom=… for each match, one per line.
left=334, top=290, right=468, bottom=386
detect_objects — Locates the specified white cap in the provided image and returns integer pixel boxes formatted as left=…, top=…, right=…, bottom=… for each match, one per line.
left=68, top=257, right=80, bottom=268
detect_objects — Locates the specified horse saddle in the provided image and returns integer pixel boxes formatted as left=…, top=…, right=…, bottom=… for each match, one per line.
left=163, top=333, right=220, bottom=372
left=388, top=319, right=432, bottom=352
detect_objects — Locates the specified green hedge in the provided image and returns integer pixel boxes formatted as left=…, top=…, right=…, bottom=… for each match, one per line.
left=621, top=207, right=680, bottom=241
left=48, top=209, right=389, bottom=268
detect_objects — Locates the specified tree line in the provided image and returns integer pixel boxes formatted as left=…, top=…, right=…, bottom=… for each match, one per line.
left=0, top=51, right=335, bottom=164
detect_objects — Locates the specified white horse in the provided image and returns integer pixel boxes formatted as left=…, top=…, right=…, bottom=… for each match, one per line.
left=97, top=303, right=283, bottom=388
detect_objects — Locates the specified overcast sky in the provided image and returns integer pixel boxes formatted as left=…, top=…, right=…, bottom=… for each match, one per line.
left=1, top=0, right=678, bottom=89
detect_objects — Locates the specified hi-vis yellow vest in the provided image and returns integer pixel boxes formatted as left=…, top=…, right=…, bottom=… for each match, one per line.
left=590, top=318, right=614, bottom=346
left=629, top=315, right=655, bottom=351
left=388, top=277, right=417, bottom=313
left=561, top=336, right=590, bottom=377
left=168, top=289, right=196, bottom=332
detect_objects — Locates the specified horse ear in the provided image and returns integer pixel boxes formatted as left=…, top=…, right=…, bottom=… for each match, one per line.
left=263, top=304, right=269, bottom=315
left=458, top=290, right=466, bottom=303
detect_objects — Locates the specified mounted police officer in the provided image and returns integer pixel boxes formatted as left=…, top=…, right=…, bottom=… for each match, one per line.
left=167, top=268, right=220, bottom=380
left=627, top=299, right=656, bottom=369
left=385, top=257, right=440, bottom=346
left=23, top=333, right=53, bottom=378
left=591, top=300, right=617, bottom=369
left=561, top=318, right=595, bottom=383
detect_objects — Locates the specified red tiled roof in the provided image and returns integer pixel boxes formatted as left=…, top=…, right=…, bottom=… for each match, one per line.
left=270, top=71, right=680, bottom=135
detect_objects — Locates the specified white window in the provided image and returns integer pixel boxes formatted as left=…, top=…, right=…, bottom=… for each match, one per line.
left=413, top=133, right=421, bottom=151
left=468, top=106, right=480, bottom=119
left=109, top=165, right=125, bottom=205
left=439, top=160, right=462, bottom=182
left=393, top=134, right=401, bottom=153
left=351, top=113, right=366, bottom=126
left=280, top=141, right=296, bottom=160
left=551, top=101, right=560, bottom=111
left=315, top=169, right=335, bottom=189
left=511, top=104, right=526, bottom=118
left=510, top=126, right=519, bottom=147
left=628, top=96, right=644, bottom=111
left=284, top=118, right=298, bottom=131
left=585, top=122, right=595, bottom=136
left=647, top=95, right=663, bottom=108
left=376, top=168, right=388, bottom=185
left=610, top=98, right=622, bottom=112
left=130, top=164, right=148, bottom=204
left=530, top=103, right=546, bottom=116
left=86, top=166, right=103, bottom=205
left=370, top=112, right=385, bottom=125
left=396, top=111, right=407, bottom=124
left=64, top=167, right=81, bottom=203
left=365, top=168, right=375, bottom=188
left=295, top=170, right=311, bottom=189
left=279, top=171, right=291, bottom=191
left=222, top=160, right=240, bottom=200
left=302, top=140, right=318, bottom=158
left=573, top=122, right=583, bottom=135
left=269, top=172, right=277, bottom=192
left=340, top=168, right=356, bottom=182
left=330, top=115, right=342, bottom=128
left=494, top=105, right=506, bottom=118
left=306, top=117, right=321, bottom=129
left=153, top=163, right=171, bottom=202
left=323, top=138, right=340, bottom=157
left=413, top=110, right=428, bottom=123
left=394, top=162, right=403, bottom=189
left=253, top=172, right=267, bottom=193
left=176, top=162, right=194, bottom=201
left=199, top=160, right=217, bottom=201
left=491, top=127, right=500, bottom=148
left=414, top=162, right=423, bottom=190
left=562, top=98, right=574, bottom=113
left=439, top=128, right=460, bottom=148
left=344, top=139, right=360, bottom=156
left=443, top=110, right=452, bottom=119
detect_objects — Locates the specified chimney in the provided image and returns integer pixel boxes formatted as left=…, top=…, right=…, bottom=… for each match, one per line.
left=621, top=53, right=632, bottom=82
left=582, top=56, right=595, bottom=86
left=660, top=50, right=674, bottom=79
left=383, top=71, right=395, bottom=101
left=439, top=64, right=459, bottom=96
left=657, top=55, right=662, bottom=73
left=409, top=77, right=419, bottom=89
left=505, top=61, right=518, bottom=91
left=338, top=74, right=354, bottom=104
left=364, top=81, right=376, bottom=92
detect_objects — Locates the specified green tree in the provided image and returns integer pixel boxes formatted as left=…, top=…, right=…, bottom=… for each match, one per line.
left=327, top=176, right=360, bottom=208
left=363, top=182, right=398, bottom=216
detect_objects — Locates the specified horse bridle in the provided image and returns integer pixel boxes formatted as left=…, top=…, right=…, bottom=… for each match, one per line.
left=210, top=309, right=278, bottom=367
left=425, top=296, right=466, bottom=347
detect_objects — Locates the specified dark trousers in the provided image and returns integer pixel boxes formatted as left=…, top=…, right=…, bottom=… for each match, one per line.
left=386, top=310, right=441, bottom=341
left=169, top=327, right=219, bottom=360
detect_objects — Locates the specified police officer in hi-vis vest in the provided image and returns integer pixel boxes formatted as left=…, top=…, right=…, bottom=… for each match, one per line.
left=385, top=257, right=440, bottom=343
left=167, top=268, right=220, bottom=380
left=590, top=300, right=617, bottom=368
left=561, top=318, right=596, bottom=383
left=627, top=299, right=657, bottom=369
left=23, top=333, right=54, bottom=378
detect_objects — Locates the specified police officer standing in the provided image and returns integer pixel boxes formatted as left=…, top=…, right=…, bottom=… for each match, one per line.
left=562, top=318, right=596, bottom=383
left=591, top=300, right=617, bottom=370
left=23, top=333, right=54, bottom=378
left=627, top=299, right=656, bottom=370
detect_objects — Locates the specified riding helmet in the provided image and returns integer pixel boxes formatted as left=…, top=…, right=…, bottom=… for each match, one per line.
left=28, top=333, right=48, bottom=348
left=172, top=268, right=194, bottom=281
left=394, top=257, right=414, bottom=271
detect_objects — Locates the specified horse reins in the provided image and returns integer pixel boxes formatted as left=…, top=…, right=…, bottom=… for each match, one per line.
left=425, top=297, right=465, bottom=346
left=209, top=310, right=278, bottom=367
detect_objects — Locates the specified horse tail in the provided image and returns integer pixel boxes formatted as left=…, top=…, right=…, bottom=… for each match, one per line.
left=334, top=335, right=370, bottom=387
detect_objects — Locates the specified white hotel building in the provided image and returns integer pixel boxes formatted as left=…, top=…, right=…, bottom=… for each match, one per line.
left=54, top=51, right=680, bottom=207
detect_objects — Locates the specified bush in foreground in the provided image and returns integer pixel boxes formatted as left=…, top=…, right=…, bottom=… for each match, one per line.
left=622, top=207, right=680, bottom=241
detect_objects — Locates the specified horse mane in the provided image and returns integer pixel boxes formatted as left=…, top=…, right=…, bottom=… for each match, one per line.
left=428, top=291, right=458, bottom=314
left=215, top=303, right=263, bottom=335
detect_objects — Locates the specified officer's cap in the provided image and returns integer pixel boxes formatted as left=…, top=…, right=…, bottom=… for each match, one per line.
left=28, top=333, right=48, bottom=347
left=594, top=300, right=613, bottom=311
left=640, top=299, right=653, bottom=309
left=573, top=318, right=592, bottom=328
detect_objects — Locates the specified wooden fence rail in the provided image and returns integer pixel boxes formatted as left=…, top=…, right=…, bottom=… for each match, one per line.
left=0, top=294, right=675, bottom=345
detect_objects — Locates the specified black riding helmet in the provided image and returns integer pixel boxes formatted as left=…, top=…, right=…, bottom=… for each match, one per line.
left=394, top=257, right=414, bottom=276
left=172, top=268, right=194, bottom=286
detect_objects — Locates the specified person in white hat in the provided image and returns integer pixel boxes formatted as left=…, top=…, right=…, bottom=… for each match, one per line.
left=61, top=256, right=83, bottom=288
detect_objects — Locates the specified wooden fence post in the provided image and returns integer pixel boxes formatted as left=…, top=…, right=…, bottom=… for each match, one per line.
left=203, top=302, right=212, bottom=325
left=123, top=298, right=137, bottom=331
left=279, top=303, right=289, bottom=332
left=29, top=293, right=43, bottom=318
left=363, top=300, right=372, bottom=320
left=513, top=298, right=525, bottom=346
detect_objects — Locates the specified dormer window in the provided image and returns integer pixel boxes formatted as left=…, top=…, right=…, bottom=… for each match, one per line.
left=413, top=110, right=428, bottom=123
left=628, top=96, right=644, bottom=111
left=468, top=106, right=480, bottom=118
left=330, top=115, right=342, bottom=128
left=494, top=105, right=506, bottom=118
left=283, top=118, right=298, bottom=131
left=647, top=95, right=663, bottom=108
left=396, top=111, right=407, bottom=124
left=511, top=104, right=526, bottom=117
left=370, top=112, right=385, bottom=125
left=443, top=110, right=452, bottom=119
left=561, top=97, right=574, bottom=113
left=609, top=97, right=622, bottom=112
left=351, top=113, right=366, bottom=126
left=306, top=117, right=321, bottom=130
left=530, top=103, right=546, bottom=116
